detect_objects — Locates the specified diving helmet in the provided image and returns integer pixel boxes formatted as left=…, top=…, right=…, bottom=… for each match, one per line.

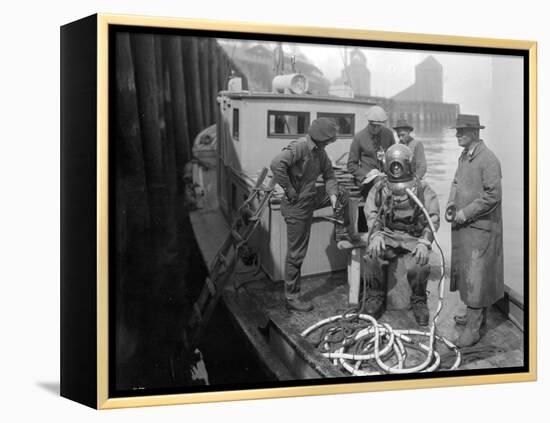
left=385, top=144, right=413, bottom=183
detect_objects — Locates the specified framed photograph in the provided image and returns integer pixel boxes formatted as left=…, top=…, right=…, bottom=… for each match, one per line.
left=60, top=13, right=537, bottom=409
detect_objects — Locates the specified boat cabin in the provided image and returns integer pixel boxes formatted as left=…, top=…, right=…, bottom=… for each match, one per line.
left=214, top=78, right=377, bottom=281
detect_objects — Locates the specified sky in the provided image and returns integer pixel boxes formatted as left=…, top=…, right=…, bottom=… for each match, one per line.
left=221, top=37, right=523, bottom=120
left=298, top=43, right=495, bottom=118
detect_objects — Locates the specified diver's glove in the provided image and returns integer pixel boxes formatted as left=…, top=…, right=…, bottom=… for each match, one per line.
left=413, top=243, right=430, bottom=266
left=367, top=234, right=385, bottom=259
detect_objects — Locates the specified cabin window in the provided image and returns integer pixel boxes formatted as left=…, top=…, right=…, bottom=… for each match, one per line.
left=317, top=113, right=355, bottom=137
left=233, top=108, right=240, bottom=140
left=267, top=111, right=310, bottom=138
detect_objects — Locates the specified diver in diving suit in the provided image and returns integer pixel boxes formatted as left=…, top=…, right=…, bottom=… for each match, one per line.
left=363, top=144, right=440, bottom=326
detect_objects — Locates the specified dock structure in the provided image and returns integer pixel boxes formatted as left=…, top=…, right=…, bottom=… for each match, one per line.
left=366, top=95, right=460, bottom=133
left=338, top=53, right=460, bottom=131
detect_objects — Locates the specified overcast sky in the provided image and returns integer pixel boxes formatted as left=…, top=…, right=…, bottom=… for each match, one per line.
left=220, top=38, right=523, bottom=124
left=299, top=43, right=497, bottom=118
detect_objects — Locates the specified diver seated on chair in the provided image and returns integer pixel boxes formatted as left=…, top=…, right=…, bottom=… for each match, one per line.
left=363, top=144, right=440, bottom=326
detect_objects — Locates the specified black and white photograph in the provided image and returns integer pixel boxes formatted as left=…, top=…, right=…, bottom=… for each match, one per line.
left=5, top=0, right=550, bottom=419
left=108, top=23, right=530, bottom=399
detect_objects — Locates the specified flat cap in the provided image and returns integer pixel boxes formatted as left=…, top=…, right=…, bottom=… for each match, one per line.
left=308, top=117, right=337, bottom=143
left=365, top=105, right=387, bottom=123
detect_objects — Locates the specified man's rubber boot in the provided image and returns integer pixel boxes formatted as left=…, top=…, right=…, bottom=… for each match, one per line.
left=455, top=307, right=487, bottom=327
left=455, top=307, right=484, bottom=348
left=411, top=298, right=430, bottom=326
left=285, top=297, right=314, bottom=312
left=454, top=313, right=467, bottom=326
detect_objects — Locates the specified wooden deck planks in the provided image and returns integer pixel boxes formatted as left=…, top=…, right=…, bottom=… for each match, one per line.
left=223, top=265, right=524, bottom=377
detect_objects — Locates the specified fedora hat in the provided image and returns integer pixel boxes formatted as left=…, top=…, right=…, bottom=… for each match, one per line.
left=393, top=119, right=414, bottom=131
left=450, top=114, right=485, bottom=129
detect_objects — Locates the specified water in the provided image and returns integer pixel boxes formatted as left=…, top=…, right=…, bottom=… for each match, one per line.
left=419, top=129, right=524, bottom=296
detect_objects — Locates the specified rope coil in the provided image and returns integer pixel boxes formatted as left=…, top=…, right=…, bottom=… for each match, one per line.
left=300, top=187, right=461, bottom=375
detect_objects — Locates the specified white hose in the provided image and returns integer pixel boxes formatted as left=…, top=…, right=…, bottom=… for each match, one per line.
left=300, top=187, right=461, bottom=375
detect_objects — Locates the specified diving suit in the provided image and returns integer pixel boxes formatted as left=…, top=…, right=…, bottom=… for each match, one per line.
left=363, top=144, right=440, bottom=325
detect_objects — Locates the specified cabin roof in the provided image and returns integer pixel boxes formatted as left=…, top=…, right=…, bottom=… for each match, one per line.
left=220, top=91, right=378, bottom=106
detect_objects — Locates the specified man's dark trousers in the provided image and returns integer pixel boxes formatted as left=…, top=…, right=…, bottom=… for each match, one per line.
left=281, top=192, right=317, bottom=300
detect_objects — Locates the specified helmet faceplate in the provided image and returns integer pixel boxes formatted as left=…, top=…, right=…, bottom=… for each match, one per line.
left=385, top=144, right=414, bottom=183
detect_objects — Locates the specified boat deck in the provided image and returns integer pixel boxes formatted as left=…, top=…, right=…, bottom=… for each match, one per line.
left=190, top=207, right=524, bottom=381
left=222, top=264, right=524, bottom=380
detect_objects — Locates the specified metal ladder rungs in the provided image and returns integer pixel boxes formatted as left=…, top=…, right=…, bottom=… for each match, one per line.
left=205, top=277, right=217, bottom=296
left=231, top=230, right=243, bottom=243
left=186, top=167, right=275, bottom=347
left=193, top=303, right=203, bottom=322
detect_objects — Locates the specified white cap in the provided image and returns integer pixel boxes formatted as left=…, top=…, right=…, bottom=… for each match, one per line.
left=366, top=105, right=387, bottom=123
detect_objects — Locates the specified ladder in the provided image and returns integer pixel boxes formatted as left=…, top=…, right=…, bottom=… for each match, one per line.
left=186, top=167, right=276, bottom=347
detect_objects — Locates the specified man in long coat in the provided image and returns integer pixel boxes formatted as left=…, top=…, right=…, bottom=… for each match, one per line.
left=446, top=114, right=504, bottom=347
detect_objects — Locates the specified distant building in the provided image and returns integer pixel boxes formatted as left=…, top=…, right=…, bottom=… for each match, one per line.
left=333, top=48, right=371, bottom=96
left=392, top=55, right=443, bottom=102
left=381, top=55, right=458, bottom=132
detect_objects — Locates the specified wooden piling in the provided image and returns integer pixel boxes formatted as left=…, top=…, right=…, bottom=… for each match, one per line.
left=114, top=32, right=150, bottom=233
left=130, top=33, right=163, bottom=194
left=185, top=37, right=205, bottom=139
left=199, top=38, right=212, bottom=126
left=165, top=36, right=191, bottom=190
left=209, top=38, right=219, bottom=123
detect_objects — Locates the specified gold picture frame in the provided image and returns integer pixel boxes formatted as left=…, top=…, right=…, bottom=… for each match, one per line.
left=60, top=13, right=537, bottom=409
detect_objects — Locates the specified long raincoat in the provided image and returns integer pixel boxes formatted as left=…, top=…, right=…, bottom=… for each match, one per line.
left=447, top=141, right=504, bottom=308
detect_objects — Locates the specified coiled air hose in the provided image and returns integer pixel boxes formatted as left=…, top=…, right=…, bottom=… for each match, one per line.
left=301, top=187, right=461, bottom=375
